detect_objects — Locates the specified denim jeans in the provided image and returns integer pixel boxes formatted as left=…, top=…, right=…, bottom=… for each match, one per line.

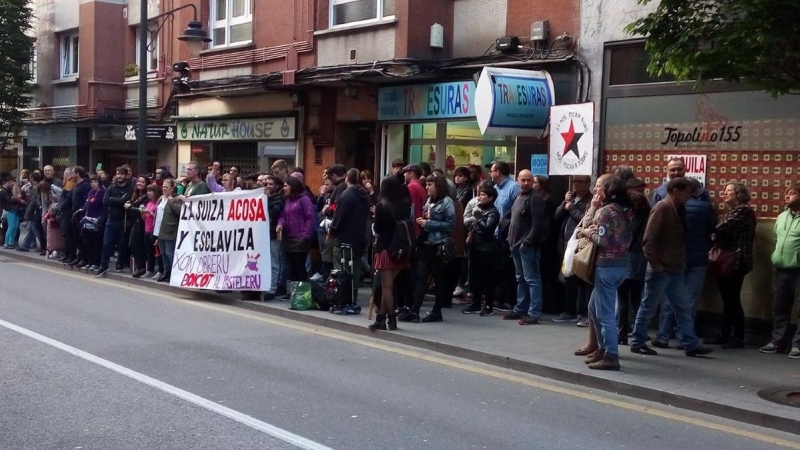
left=99, top=219, right=123, bottom=270
left=4, top=211, right=20, bottom=247
left=158, top=239, right=175, bottom=277
left=657, top=265, right=706, bottom=344
left=631, top=266, right=700, bottom=350
left=269, top=239, right=287, bottom=293
left=511, top=245, right=543, bottom=319
left=21, top=218, right=44, bottom=250
left=590, top=265, right=628, bottom=357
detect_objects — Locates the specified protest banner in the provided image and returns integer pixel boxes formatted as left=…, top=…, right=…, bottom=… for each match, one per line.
left=171, top=189, right=271, bottom=291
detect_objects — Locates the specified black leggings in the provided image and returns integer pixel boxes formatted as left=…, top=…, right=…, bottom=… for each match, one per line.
left=717, top=270, right=746, bottom=340
left=412, top=243, right=451, bottom=315
left=468, top=246, right=498, bottom=308
left=286, top=252, right=308, bottom=282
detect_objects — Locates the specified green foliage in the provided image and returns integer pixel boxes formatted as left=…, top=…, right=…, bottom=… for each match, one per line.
left=0, top=0, right=34, bottom=151
left=626, top=0, right=800, bottom=96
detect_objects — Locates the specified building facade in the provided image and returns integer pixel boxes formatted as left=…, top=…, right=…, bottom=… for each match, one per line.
left=21, top=0, right=183, bottom=175
left=581, top=0, right=800, bottom=328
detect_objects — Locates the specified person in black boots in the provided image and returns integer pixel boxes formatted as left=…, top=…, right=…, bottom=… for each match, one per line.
left=398, top=174, right=455, bottom=324
left=67, top=167, right=91, bottom=266
left=125, top=176, right=152, bottom=278
left=95, top=167, right=133, bottom=277
left=369, top=176, right=413, bottom=331
left=462, top=183, right=500, bottom=316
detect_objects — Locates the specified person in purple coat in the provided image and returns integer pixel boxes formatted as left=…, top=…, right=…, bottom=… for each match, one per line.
left=77, top=176, right=107, bottom=269
left=276, top=176, right=315, bottom=285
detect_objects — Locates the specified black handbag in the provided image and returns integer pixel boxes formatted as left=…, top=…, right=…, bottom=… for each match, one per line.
left=436, top=238, right=456, bottom=265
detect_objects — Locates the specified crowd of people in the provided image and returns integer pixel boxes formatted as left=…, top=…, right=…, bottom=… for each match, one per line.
left=1, top=156, right=799, bottom=372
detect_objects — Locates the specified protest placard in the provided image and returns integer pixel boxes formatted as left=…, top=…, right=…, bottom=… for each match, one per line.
left=171, top=189, right=271, bottom=291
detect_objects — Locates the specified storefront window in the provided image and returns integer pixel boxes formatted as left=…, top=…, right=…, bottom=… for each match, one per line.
left=407, top=121, right=515, bottom=176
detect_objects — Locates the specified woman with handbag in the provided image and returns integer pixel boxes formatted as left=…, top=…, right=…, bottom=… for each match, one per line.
left=579, top=176, right=632, bottom=370
left=276, top=176, right=316, bottom=286
left=398, top=174, right=456, bottom=324
left=704, top=182, right=756, bottom=349
left=77, top=176, right=106, bottom=270
left=369, top=176, right=413, bottom=331
left=573, top=175, right=607, bottom=359
left=462, top=183, right=500, bottom=316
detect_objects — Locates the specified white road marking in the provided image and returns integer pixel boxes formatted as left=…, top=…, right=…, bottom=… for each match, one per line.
left=0, top=318, right=334, bottom=450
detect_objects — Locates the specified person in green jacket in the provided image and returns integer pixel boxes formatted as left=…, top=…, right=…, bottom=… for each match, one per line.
left=760, top=183, right=800, bottom=359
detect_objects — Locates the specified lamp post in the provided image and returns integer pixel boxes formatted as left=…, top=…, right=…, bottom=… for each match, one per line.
left=137, top=2, right=210, bottom=176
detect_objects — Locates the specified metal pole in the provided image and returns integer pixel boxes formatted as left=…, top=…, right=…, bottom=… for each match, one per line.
left=137, top=0, right=148, bottom=176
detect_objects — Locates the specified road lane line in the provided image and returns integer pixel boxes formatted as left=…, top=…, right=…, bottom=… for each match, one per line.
left=17, top=263, right=800, bottom=449
left=0, top=318, right=334, bottom=450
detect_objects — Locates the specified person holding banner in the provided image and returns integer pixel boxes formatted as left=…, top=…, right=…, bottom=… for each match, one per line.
left=153, top=178, right=180, bottom=283
left=276, top=176, right=316, bottom=289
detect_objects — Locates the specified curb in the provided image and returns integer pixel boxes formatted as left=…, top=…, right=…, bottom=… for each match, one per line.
left=4, top=249, right=799, bottom=435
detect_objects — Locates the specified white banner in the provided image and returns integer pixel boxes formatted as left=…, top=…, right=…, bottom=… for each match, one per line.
left=170, top=189, right=271, bottom=291
left=548, top=102, right=594, bottom=176
left=667, top=154, right=707, bottom=187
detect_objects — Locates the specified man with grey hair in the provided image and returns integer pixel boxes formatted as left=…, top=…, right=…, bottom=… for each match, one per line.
left=650, top=157, right=710, bottom=206
left=43, top=165, right=63, bottom=188
left=177, top=162, right=210, bottom=200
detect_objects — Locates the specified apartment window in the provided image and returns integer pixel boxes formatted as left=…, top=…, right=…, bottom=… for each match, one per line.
left=60, top=32, right=79, bottom=78
left=210, top=0, right=253, bottom=47
left=330, top=0, right=395, bottom=27
left=135, top=28, right=159, bottom=73
left=607, top=42, right=675, bottom=86
left=26, top=44, right=37, bottom=83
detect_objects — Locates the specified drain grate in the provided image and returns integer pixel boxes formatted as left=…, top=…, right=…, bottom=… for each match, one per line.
left=757, top=386, right=800, bottom=408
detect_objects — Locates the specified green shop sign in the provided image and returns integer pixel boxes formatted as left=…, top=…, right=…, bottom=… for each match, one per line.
left=178, top=117, right=296, bottom=141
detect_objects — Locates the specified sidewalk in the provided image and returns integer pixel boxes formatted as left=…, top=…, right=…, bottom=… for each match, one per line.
left=2, top=247, right=799, bottom=435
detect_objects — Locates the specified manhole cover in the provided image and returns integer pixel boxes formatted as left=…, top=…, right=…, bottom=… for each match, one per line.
left=757, top=386, right=800, bottom=408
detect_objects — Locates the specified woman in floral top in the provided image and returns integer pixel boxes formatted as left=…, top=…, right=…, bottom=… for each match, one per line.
left=705, top=182, right=756, bottom=349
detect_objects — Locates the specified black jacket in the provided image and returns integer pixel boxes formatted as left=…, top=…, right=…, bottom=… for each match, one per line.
left=103, top=179, right=134, bottom=221
left=507, top=190, right=549, bottom=248
left=554, top=191, right=592, bottom=253
left=469, top=202, right=500, bottom=246
left=330, top=184, right=371, bottom=249
left=71, top=179, right=91, bottom=215
left=0, top=187, right=25, bottom=214
left=267, top=192, right=285, bottom=239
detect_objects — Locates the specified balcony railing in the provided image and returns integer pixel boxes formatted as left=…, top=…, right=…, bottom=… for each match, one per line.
left=21, top=100, right=126, bottom=124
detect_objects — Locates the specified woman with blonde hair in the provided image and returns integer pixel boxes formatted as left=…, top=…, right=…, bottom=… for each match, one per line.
left=704, top=182, right=756, bottom=349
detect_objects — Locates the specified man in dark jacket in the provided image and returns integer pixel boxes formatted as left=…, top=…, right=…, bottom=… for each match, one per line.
left=64, top=167, right=91, bottom=265
left=552, top=175, right=592, bottom=323
left=656, top=178, right=717, bottom=348
left=264, top=175, right=286, bottom=300
left=330, top=168, right=371, bottom=298
left=630, top=177, right=712, bottom=357
left=94, top=167, right=134, bottom=277
left=18, top=172, right=46, bottom=253
left=503, top=169, right=549, bottom=325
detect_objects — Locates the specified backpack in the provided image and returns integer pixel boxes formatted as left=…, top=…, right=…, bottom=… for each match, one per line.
left=325, top=269, right=354, bottom=308
left=389, top=218, right=416, bottom=262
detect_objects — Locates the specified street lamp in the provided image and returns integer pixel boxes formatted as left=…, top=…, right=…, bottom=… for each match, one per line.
left=138, top=3, right=210, bottom=176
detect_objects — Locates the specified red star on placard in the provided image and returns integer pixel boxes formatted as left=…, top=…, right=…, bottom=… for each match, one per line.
left=561, top=120, right=584, bottom=157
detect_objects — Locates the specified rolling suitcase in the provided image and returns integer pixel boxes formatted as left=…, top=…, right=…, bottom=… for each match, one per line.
left=326, top=243, right=361, bottom=315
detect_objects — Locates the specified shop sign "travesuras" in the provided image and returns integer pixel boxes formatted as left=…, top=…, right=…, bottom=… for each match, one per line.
left=178, top=117, right=296, bottom=141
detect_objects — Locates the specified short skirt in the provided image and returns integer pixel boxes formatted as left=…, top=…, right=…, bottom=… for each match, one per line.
left=373, top=249, right=407, bottom=271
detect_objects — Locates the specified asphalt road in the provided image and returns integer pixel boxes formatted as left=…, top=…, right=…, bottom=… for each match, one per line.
left=0, top=257, right=797, bottom=450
